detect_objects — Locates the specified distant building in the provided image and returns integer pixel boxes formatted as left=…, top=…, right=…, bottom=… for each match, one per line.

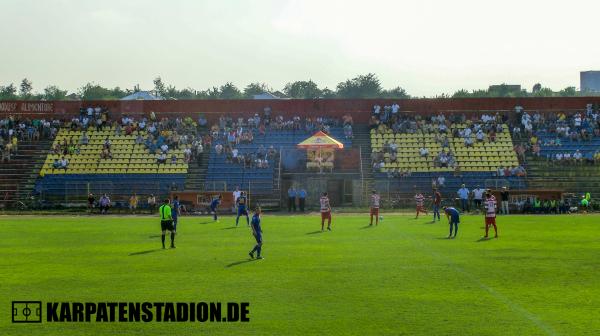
left=121, top=91, right=163, bottom=100
left=580, top=71, right=600, bottom=92
left=488, top=84, right=521, bottom=92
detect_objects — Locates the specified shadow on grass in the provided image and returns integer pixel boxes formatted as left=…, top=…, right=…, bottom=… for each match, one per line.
left=359, top=225, right=374, bottom=229
left=198, top=220, right=215, bottom=224
left=476, top=237, right=492, bottom=242
left=129, top=249, right=163, bottom=256
left=148, top=235, right=162, bottom=238
left=221, top=226, right=238, bottom=230
left=434, top=237, right=454, bottom=240
left=226, top=259, right=258, bottom=268
left=306, top=230, right=323, bottom=235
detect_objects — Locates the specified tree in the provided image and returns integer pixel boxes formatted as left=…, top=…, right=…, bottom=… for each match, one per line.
left=531, top=87, right=555, bottom=97
left=320, top=87, right=337, bottom=98
left=336, top=73, right=382, bottom=98
left=79, top=83, right=124, bottom=100
left=19, top=78, right=33, bottom=99
left=243, top=82, right=271, bottom=98
left=43, top=85, right=68, bottom=100
left=558, top=86, right=577, bottom=97
left=218, top=82, right=242, bottom=99
left=380, top=86, right=410, bottom=99
left=153, top=76, right=167, bottom=98
left=283, top=80, right=322, bottom=99
left=0, top=83, right=18, bottom=100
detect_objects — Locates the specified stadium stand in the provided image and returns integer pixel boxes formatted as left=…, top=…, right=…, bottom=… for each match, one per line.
left=204, top=116, right=352, bottom=203
left=369, top=110, right=526, bottom=200
left=35, top=119, right=193, bottom=203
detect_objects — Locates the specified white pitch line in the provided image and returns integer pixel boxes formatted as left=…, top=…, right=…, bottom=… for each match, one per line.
left=404, top=233, right=559, bottom=336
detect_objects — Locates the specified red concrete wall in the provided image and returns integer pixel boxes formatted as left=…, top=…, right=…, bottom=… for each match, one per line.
left=1, top=97, right=598, bottom=123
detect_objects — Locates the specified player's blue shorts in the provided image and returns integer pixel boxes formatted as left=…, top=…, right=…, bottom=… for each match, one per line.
left=172, top=217, right=178, bottom=230
left=450, top=215, right=460, bottom=224
left=237, top=206, right=248, bottom=216
left=210, top=206, right=217, bottom=212
left=254, top=233, right=262, bottom=244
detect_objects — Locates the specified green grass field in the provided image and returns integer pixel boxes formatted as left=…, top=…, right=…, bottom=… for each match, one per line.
left=1, top=214, right=599, bottom=335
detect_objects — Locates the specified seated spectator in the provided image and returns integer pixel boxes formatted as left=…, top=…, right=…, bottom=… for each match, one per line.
left=100, top=148, right=112, bottom=159
left=476, top=130, right=485, bottom=142
left=52, top=158, right=61, bottom=168
left=157, top=153, right=167, bottom=164
left=170, top=154, right=177, bottom=164
left=215, top=144, right=224, bottom=155
left=103, top=137, right=111, bottom=149
left=160, top=143, right=169, bottom=153
left=419, top=147, right=429, bottom=157
left=464, top=136, right=474, bottom=147
left=59, top=156, right=69, bottom=170
left=80, top=132, right=89, bottom=145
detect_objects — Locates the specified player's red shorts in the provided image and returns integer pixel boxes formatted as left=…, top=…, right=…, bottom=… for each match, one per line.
left=321, top=211, right=331, bottom=220
left=370, top=207, right=379, bottom=216
left=485, top=217, right=496, bottom=225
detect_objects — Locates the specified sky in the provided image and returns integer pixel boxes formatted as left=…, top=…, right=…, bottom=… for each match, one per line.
left=0, top=0, right=598, bottom=96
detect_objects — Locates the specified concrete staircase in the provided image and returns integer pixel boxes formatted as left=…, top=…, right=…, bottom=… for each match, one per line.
left=0, top=140, right=52, bottom=208
left=352, top=124, right=374, bottom=206
left=184, top=150, right=209, bottom=191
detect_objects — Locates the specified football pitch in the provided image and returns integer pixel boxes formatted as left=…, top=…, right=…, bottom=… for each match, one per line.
left=1, top=214, right=598, bottom=336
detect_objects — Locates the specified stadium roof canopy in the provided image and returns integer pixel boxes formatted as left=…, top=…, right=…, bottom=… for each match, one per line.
left=297, top=131, right=344, bottom=149
left=121, top=91, right=163, bottom=100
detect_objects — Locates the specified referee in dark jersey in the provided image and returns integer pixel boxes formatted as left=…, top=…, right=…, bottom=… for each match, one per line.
left=159, top=199, right=176, bottom=249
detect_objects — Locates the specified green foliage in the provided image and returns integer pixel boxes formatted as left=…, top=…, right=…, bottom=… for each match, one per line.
left=0, top=74, right=590, bottom=100
left=218, top=82, right=243, bottom=99
left=336, top=73, right=382, bottom=98
left=0, top=83, right=18, bottom=100
left=0, top=214, right=599, bottom=335
left=79, top=83, right=128, bottom=100
left=43, top=85, right=68, bottom=100
left=243, top=82, right=271, bottom=99
left=19, top=78, right=33, bottom=100
left=283, top=80, right=322, bottom=99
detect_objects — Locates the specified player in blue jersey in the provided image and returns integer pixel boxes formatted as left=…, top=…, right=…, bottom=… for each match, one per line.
left=171, top=195, right=181, bottom=231
left=210, top=195, right=222, bottom=221
left=248, top=207, right=263, bottom=260
left=443, top=206, right=460, bottom=239
left=235, top=191, right=250, bottom=227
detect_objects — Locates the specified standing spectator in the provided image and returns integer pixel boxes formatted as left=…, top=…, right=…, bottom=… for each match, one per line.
left=500, top=187, right=510, bottom=215
left=87, top=193, right=95, bottom=213
left=457, top=184, right=470, bottom=212
left=129, top=193, right=139, bottom=214
left=298, top=188, right=307, bottom=212
left=472, top=185, right=485, bottom=210
left=99, top=194, right=111, bottom=214
left=287, top=186, right=297, bottom=212
left=148, top=194, right=157, bottom=213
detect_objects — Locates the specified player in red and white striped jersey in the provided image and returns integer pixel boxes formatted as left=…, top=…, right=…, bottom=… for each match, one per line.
left=484, top=190, right=498, bottom=238
left=415, top=192, right=428, bottom=219
left=320, top=192, right=332, bottom=231
left=369, top=190, right=381, bottom=226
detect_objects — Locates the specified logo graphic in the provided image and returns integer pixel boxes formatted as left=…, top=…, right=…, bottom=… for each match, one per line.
left=12, top=301, right=42, bottom=323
